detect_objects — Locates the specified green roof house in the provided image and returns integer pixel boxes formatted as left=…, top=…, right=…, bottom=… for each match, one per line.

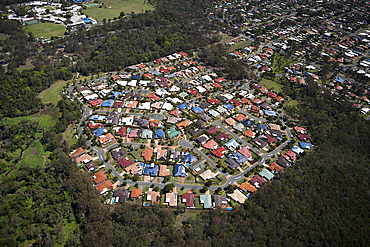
left=167, top=126, right=181, bottom=139
left=179, top=92, right=189, bottom=98
left=200, top=194, right=212, bottom=209
left=189, top=160, right=205, bottom=173
left=259, top=168, right=274, bottom=181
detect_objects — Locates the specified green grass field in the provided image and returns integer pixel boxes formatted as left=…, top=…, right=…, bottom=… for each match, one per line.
left=83, top=0, right=155, bottom=21
left=227, top=40, right=252, bottom=52
left=2, top=113, right=38, bottom=126
left=62, top=124, right=78, bottom=146
left=38, top=80, right=67, bottom=104
left=260, top=79, right=283, bottom=93
left=24, top=23, right=66, bottom=39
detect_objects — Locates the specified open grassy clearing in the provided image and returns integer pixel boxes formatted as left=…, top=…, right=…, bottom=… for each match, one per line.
left=62, top=124, right=78, bottom=146
left=38, top=80, right=68, bottom=104
left=24, top=23, right=66, bottom=39
left=83, top=0, right=155, bottom=21
left=227, top=39, right=252, bottom=52
left=2, top=113, right=39, bottom=126
left=260, top=79, right=283, bottom=93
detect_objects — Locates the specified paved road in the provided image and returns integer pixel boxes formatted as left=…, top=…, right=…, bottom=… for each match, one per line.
left=238, top=109, right=267, bottom=122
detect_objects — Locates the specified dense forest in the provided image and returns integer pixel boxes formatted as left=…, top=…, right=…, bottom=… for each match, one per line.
left=0, top=0, right=369, bottom=245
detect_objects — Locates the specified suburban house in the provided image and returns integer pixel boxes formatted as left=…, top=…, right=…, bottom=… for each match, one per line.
left=93, top=171, right=106, bottom=184
left=200, top=194, right=212, bottom=209
left=182, top=192, right=196, bottom=208
left=146, top=190, right=160, bottom=205
left=165, top=192, right=178, bottom=207
left=114, top=189, right=129, bottom=203
left=131, top=188, right=142, bottom=200
left=95, top=180, right=113, bottom=194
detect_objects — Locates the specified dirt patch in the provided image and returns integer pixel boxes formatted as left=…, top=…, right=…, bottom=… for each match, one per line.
left=30, top=146, right=37, bottom=155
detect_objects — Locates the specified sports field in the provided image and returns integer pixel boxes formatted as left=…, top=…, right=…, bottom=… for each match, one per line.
left=83, top=0, right=155, bottom=21
left=24, top=23, right=66, bottom=39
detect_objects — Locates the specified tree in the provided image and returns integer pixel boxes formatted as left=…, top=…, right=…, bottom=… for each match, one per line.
left=202, top=186, right=208, bottom=193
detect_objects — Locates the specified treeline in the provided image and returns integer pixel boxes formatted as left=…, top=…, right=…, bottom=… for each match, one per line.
left=198, top=44, right=257, bottom=80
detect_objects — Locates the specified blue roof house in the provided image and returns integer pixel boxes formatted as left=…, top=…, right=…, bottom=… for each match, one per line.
left=225, top=139, right=239, bottom=149
left=174, top=165, right=186, bottom=177
left=177, top=103, right=190, bottom=111
left=264, top=110, right=276, bottom=117
left=183, top=153, right=197, bottom=164
left=292, top=145, right=305, bottom=154
left=232, top=152, right=248, bottom=164
left=224, top=103, right=235, bottom=111
left=143, top=164, right=159, bottom=176
left=242, top=119, right=255, bottom=128
left=92, top=127, right=106, bottom=137
left=192, top=106, right=204, bottom=114
left=154, top=129, right=165, bottom=139
left=335, top=77, right=345, bottom=83
left=102, top=99, right=114, bottom=107
left=299, top=142, right=313, bottom=149
left=257, top=123, right=267, bottom=132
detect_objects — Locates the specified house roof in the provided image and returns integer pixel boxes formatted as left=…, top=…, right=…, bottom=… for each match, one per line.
left=176, top=119, right=192, bottom=128
left=118, top=157, right=134, bottom=168
left=147, top=190, right=160, bottom=204
left=113, top=189, right=129, bottom=203
left=188, top=160, right=205, bottom=173
left=131, top=188, right=142, bottom=198
left=250, top=175, right=266, bottom=186
left=243, top=129, right=255, bottom=138
left=212, top=146, right=227, bottom=158
left=70, top=147, right=86, bottom=158
left=259, top=168, right=275, bottom=180
left=228, top=189, right=248, bottom=204
left=225, top=118, right=236, bottom=126
left=165, top=192, right=177, bottom=207
left=75, top=154, right=92, bottom=164
left=277, top=156, right=290, bottom=168
left=183, top=153, right=197, bottom=164
left=234, top=114, right=247, bottom=122
left=238, top=147, right=252, bottom=159
left=239, top=181, right=257, bottom=193
left=266, top=134, right=277, bottom=144
left=253, top=137, right=268, bottom=148
left=215, top=132, right=228, bottom=141
left=142, top=149, right=154, bottom=162
left=95, top=180, right=113, bottom=194
left=143, top=164, right=158, bottom=176
left=269, top=162, right=283, bottom=172
left=182, top=192, right=196, bottom=207
left=226, top=158, right=239, bottom=169
left=202, top=139, right=218, bottom=150
left=93, top=171, right=107, bottom=184
left=200, top=194, right=212, bottom=208
left=207, top=126, right=219, bottom=134
left=174, top=164, right=186, bottom=177
left=214, top=194, right=228, bottom=208
left=159, top=165, right=171, bottom=177
left=111, top=147, right=127, bottom=160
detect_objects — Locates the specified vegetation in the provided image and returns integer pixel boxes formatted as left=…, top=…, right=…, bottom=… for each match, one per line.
left=83, top=0, right=155, bottom=21
left=24, top=22, right=66, bottom=39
